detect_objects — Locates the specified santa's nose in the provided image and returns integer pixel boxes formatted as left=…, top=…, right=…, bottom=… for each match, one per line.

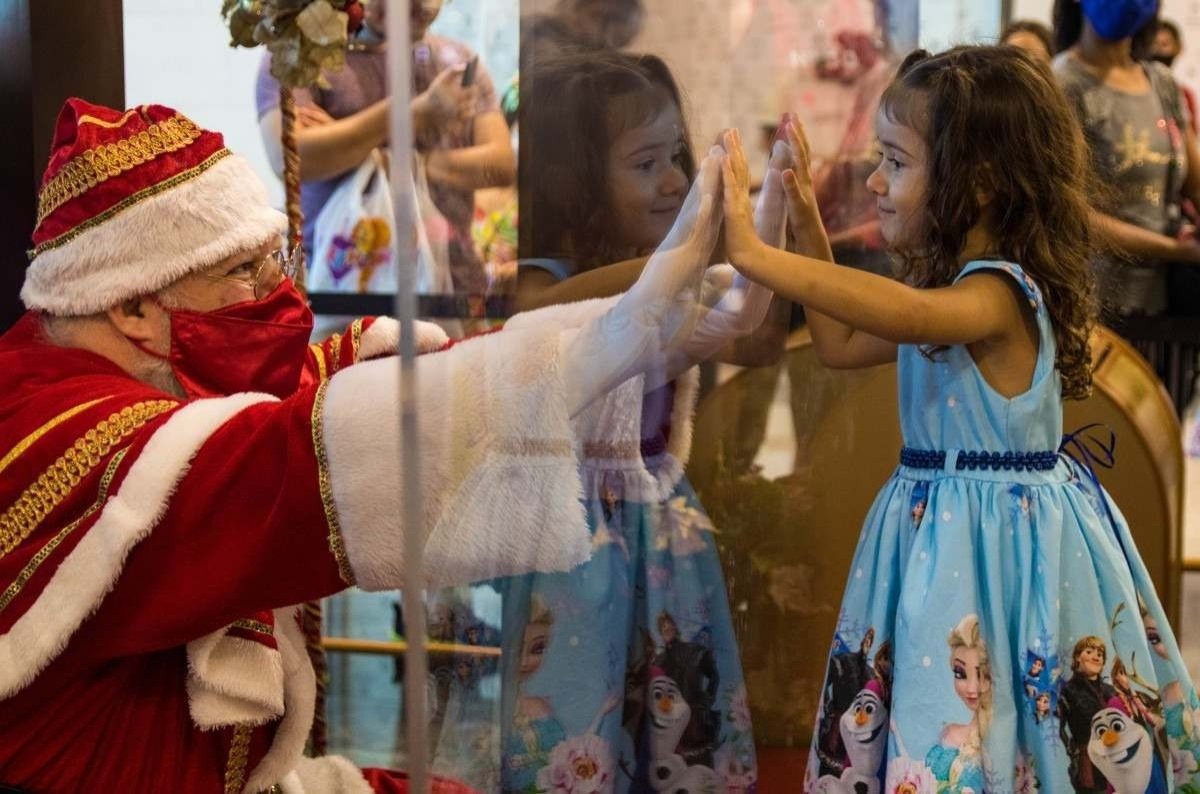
left=855, top=711, right=868, bottom=726
left=1103, top=730, right=1119, bottom=748
left=657, top=698, right=671, bottom=713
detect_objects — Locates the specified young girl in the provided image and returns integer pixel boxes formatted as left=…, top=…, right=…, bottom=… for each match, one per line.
left=448, top=49, right=778, bottom=791
left=720, top=44, right=1200, bottom=792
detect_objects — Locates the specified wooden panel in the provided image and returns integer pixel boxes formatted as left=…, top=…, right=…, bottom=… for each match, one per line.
left=0, top=0, right=35, bottom=333
left=0, top=0, right=124, bottom=333
left=29, top=0, right=125, bottom=178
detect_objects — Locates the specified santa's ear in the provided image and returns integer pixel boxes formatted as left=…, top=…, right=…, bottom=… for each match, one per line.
left=107, top=295, right=163, bottom=343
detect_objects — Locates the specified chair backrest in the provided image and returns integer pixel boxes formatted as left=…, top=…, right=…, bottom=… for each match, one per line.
left=687, top=326, right=1182, bottom=749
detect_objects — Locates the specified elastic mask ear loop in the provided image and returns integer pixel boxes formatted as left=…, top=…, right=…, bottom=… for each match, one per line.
left=124, top=294, right=173, bottom=361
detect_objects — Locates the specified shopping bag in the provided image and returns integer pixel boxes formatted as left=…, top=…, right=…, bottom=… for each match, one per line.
left=310, top=149, right=397, bottom=294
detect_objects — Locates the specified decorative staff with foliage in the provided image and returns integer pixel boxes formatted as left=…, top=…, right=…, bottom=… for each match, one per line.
left=221, top=0, right=365, bottom=286
left=219, top=0, right=365, bottom=756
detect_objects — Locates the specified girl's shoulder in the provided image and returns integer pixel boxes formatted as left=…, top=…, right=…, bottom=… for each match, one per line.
left=954, top=260, right=1043, bottom=313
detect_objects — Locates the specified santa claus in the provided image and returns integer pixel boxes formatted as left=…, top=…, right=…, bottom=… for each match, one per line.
left=0, top=98, right=772, bottom=792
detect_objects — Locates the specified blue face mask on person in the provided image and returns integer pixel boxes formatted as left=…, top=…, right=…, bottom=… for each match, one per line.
left=1081, top=0, right=1158, bottom=42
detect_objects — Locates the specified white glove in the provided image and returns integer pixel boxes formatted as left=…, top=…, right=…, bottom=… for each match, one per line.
left=676, top=139, right=790, bottom=364
left=561, top=148, right=723, bottom=416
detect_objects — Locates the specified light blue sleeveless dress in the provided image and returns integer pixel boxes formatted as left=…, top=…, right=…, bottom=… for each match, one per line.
left=806, top=261, right=1199, bottom=794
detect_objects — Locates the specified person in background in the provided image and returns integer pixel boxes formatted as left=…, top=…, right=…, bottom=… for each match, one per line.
left=521, top=0, right=645, bottom=62
left=471, top=74, right=519, bottom=289
left=256, top=0, right=515, bottom=295
left=1001, top=19, right=1053, bottom=66
left=1153, top=18, right=1199, bottom=133
left=1052, top=0, right=1200, bottom=324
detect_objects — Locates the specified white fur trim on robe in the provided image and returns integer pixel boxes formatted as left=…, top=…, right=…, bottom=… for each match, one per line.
left=244, top=605, right=318, bottom=793
left=278, top=756, right=372, bottom=794
left=321, top=324, right=591, bottom=589
left=186, top=629, right=285, bottom=729
left=504, top=295, right=621, bottom=334
left=356, top=316, right=449, bottom=361
left=23, top=155, right=287, bottom=316
left=0, top=393, right=277, bottom=700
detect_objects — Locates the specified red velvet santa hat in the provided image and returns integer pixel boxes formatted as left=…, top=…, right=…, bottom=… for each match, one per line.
left=23, top=98, right=287, bottom=316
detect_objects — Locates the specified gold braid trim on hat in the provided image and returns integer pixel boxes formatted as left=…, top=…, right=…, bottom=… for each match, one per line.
left=0, top=400, right=178, bottom=559
left=29, top=149, right=231, bottom=258
left=36, top=114, right=205, bottom=226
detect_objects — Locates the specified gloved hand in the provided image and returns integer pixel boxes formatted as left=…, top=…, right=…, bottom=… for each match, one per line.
left=678, top=139, right=790, bottom=364
left=561, top=147, right=723, bottom=416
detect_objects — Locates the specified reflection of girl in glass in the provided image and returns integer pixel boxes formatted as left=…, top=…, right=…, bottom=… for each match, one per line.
left=506, top=45, right=761, bottom=789
left=924, top=614, right=990, bottom=792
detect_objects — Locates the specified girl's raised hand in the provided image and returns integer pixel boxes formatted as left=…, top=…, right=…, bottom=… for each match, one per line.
left=720, top=128, right=763, bottom=268
left=780, top=119, right=832, bottom=259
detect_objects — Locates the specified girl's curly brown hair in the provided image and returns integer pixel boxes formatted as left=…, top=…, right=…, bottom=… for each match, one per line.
left=879, top=45, right=1099, bottom=400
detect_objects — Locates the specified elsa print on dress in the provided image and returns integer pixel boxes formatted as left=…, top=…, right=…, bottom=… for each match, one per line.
left=924, top=614, right=990, bottom=793
left=504, top=597, right=620, bottom=793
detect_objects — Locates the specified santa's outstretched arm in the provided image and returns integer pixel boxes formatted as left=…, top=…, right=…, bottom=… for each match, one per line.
left=317, top=148, right=726, bottom=590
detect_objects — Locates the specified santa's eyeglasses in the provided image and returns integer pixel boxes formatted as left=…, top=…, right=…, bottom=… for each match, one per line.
left=203, top=247, right=301, bottom=300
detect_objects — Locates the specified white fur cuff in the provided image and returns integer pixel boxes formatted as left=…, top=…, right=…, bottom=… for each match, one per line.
left=357, top=317, right=449, bottom=361
left=320, top=325, right=591, bottom=590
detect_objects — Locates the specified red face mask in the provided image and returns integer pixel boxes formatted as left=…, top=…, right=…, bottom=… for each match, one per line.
left=139, top=280, right=314, bottom=399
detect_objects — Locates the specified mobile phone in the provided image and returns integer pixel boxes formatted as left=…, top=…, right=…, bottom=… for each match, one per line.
left=461, top=56, right=479, bottom=88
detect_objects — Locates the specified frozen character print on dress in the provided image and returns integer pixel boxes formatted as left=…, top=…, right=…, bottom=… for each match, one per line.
left=1060, top=636, right=1120, bottom=793
left=1020, top=637, right=1064, bottom=733
left=924, top=614, right=990, bottom=793
left=501, top=597, right=622, bottom=794
left=505, top=599, right=567, bottom=791
left=1111, top=655, right=1170, bottom=764
left=817, top=626, right=888, bottom=777
left=1087, top=698, right=1168, bottom=794
left=909, top=482, right=929, bottom=528
left=648, top=668, right=718, bottom=792
left=653, top=611, right=721, bottom=770
left=812, top=679, right=888, bottom=793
